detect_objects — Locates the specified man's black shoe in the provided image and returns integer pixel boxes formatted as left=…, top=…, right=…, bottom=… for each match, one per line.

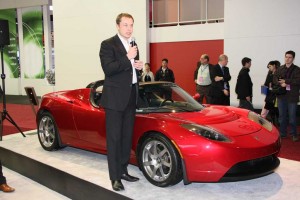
left=121, top=173, right=139, bottom=182
left=111, top=180, right=124, bottom=191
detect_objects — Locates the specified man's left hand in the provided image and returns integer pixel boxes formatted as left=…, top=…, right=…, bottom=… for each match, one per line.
left=278, top=79, right=287, bottom=87
left=133, top=60, right=143, bottom=70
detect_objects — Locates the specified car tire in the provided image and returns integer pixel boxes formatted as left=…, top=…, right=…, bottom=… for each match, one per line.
left=37, top=112, right=60, bottom=151
left=139, top=133, right=183, bottom=187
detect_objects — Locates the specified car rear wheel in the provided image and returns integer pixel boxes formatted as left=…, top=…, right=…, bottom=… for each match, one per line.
left=139, top=133, right=183, bottom=187
left=38, top=112, right=60, bottom=151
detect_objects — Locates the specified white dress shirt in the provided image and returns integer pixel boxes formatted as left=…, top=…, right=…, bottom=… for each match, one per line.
left=118, top=34, right=137, bottom=84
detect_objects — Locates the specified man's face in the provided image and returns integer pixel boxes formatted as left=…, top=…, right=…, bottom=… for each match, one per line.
left=200, top=56, right=208, bottom=65
left=117, top=17, right=134, bottom=40
left=285, top=54, right=294, bottom=65
left=162, top=61, right=168, bottom=68
left=220, top=59, right=228, bottom=67
left=245, top=61, right=251, bottom=68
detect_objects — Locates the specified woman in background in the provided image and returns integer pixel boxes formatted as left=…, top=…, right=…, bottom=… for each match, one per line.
left=141, top=63, right=154, bottom=82
left=261, top=60, right=280, bottom=124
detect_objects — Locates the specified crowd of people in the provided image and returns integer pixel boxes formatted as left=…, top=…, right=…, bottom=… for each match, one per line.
left=193, top=51, right=300, bottom=142
left=139, top=51, right=299, bottom=143
left=138, top=51, right=299, bottom=143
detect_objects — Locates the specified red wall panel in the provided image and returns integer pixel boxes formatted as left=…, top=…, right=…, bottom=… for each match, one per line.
left=150, top=40, right=224, bottom=95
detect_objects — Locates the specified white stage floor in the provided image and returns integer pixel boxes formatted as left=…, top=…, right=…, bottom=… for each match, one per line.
left=1, top=131, right=300, bottom=200
left=1, top=166, right=70, bottom=200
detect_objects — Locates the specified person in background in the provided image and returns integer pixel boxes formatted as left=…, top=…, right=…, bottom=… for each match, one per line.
left=194, top=54, right=213, bottom=104
left=99, top=13, right=143, bottom=191
left=261, top=61, right=279, bottom=124
left=273, top=50, right=300, bottom=142
left=141, top=63, right=154, bottom=82
left=210, top=54, right=231, bottom=105
left=0, top=161, right=15, bottom=193
left=235, top=57, right=254, bottom=111
left=154, top=58, right=175, bottom=82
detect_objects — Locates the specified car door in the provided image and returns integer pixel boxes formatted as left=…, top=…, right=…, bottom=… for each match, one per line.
left=72, top=89, right=107, bottom=152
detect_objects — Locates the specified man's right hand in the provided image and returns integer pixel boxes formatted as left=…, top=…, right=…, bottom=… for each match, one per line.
left=127, top=46, right=137, bottom=60
left=223, top=89, right=229, bottom=96
left=215, top=76, right=223, bottom=81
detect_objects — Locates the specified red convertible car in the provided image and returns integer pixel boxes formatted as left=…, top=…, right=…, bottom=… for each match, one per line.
left=37, top=80, right=281, bottom=187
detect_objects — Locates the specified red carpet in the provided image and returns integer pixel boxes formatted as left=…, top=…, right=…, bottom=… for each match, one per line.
left=1, top=103, right=299, bottom=162
left=1, top=103, right=36, bottom=136
left=279, top=136, right=300, bottom=162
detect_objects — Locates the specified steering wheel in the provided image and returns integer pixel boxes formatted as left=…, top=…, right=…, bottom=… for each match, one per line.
left=159, top=99, right=174, bottom=107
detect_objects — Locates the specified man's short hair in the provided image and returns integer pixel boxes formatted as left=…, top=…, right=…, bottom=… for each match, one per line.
left=116, top=13, right=134, bottom=25
left=162, top=58, right=168, bottom=63
left=218, top=54, right=228, bottom=61
left=285, top=50, right=295, bottom=58
left=201, top=54, right=209, bottom=62
left=241, top=57, right=251, bottom=66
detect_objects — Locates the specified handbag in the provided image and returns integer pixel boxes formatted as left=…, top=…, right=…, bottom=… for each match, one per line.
left=261, top=85, right=269, bottom=95
left=272, top=84, right=286, bottom=95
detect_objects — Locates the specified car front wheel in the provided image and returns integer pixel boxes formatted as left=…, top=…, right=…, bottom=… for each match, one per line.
left=139, top=133, right=183, bottom=187
left=38, top=112, right=60, bottom=151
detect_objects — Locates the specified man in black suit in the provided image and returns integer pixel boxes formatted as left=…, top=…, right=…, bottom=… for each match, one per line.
left=99, top=13, right=143, bottom=191
left=210, top=54, right=231, bottom=105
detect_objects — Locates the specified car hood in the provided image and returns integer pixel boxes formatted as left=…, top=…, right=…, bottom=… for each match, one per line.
left=164, top=106, right=262, bottom=137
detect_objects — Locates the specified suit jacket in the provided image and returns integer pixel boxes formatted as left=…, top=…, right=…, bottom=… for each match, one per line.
left=154, top=67, right=175, bottom=82
left=210, top=64, right=231, bottom=97
left=99, top=34, right=139, bottom=111
left=235, top=67, right=253, bottom=100
left=273, top=63, right=300, bottom=103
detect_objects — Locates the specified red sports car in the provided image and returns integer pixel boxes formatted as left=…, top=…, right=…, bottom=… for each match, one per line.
left=37, top=80, right=281, bottom=187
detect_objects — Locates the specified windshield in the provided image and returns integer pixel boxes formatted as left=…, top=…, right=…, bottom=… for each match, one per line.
left=137, top=82, right=204, bottom=113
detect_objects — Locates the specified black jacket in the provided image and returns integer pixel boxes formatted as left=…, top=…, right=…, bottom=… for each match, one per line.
left=210, top=64, right=231, bottom=97
left=99, top=34, right=139, bottom=111
left=235, top=67, right=253, bottom=100
left=263, top=71, right=276, bottom=109
left=273, top=64, right=300, bottom=103
left=155, top=67, right=175, bottom=82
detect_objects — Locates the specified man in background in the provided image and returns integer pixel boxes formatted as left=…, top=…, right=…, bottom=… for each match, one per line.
left=274, top=50, right=300, bottom=142
left=155, top=58, right=175, bottom=82
left=194, top=54, right=213, bottom=104
left=210, top=54, right=231, bottom=105
left=235, top=57, right=254, bottom=111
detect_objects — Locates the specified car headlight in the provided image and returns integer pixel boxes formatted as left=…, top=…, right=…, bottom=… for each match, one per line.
left=248, top=111, right=272, bottom=131
left=181, top=124, right=231, bottom=142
